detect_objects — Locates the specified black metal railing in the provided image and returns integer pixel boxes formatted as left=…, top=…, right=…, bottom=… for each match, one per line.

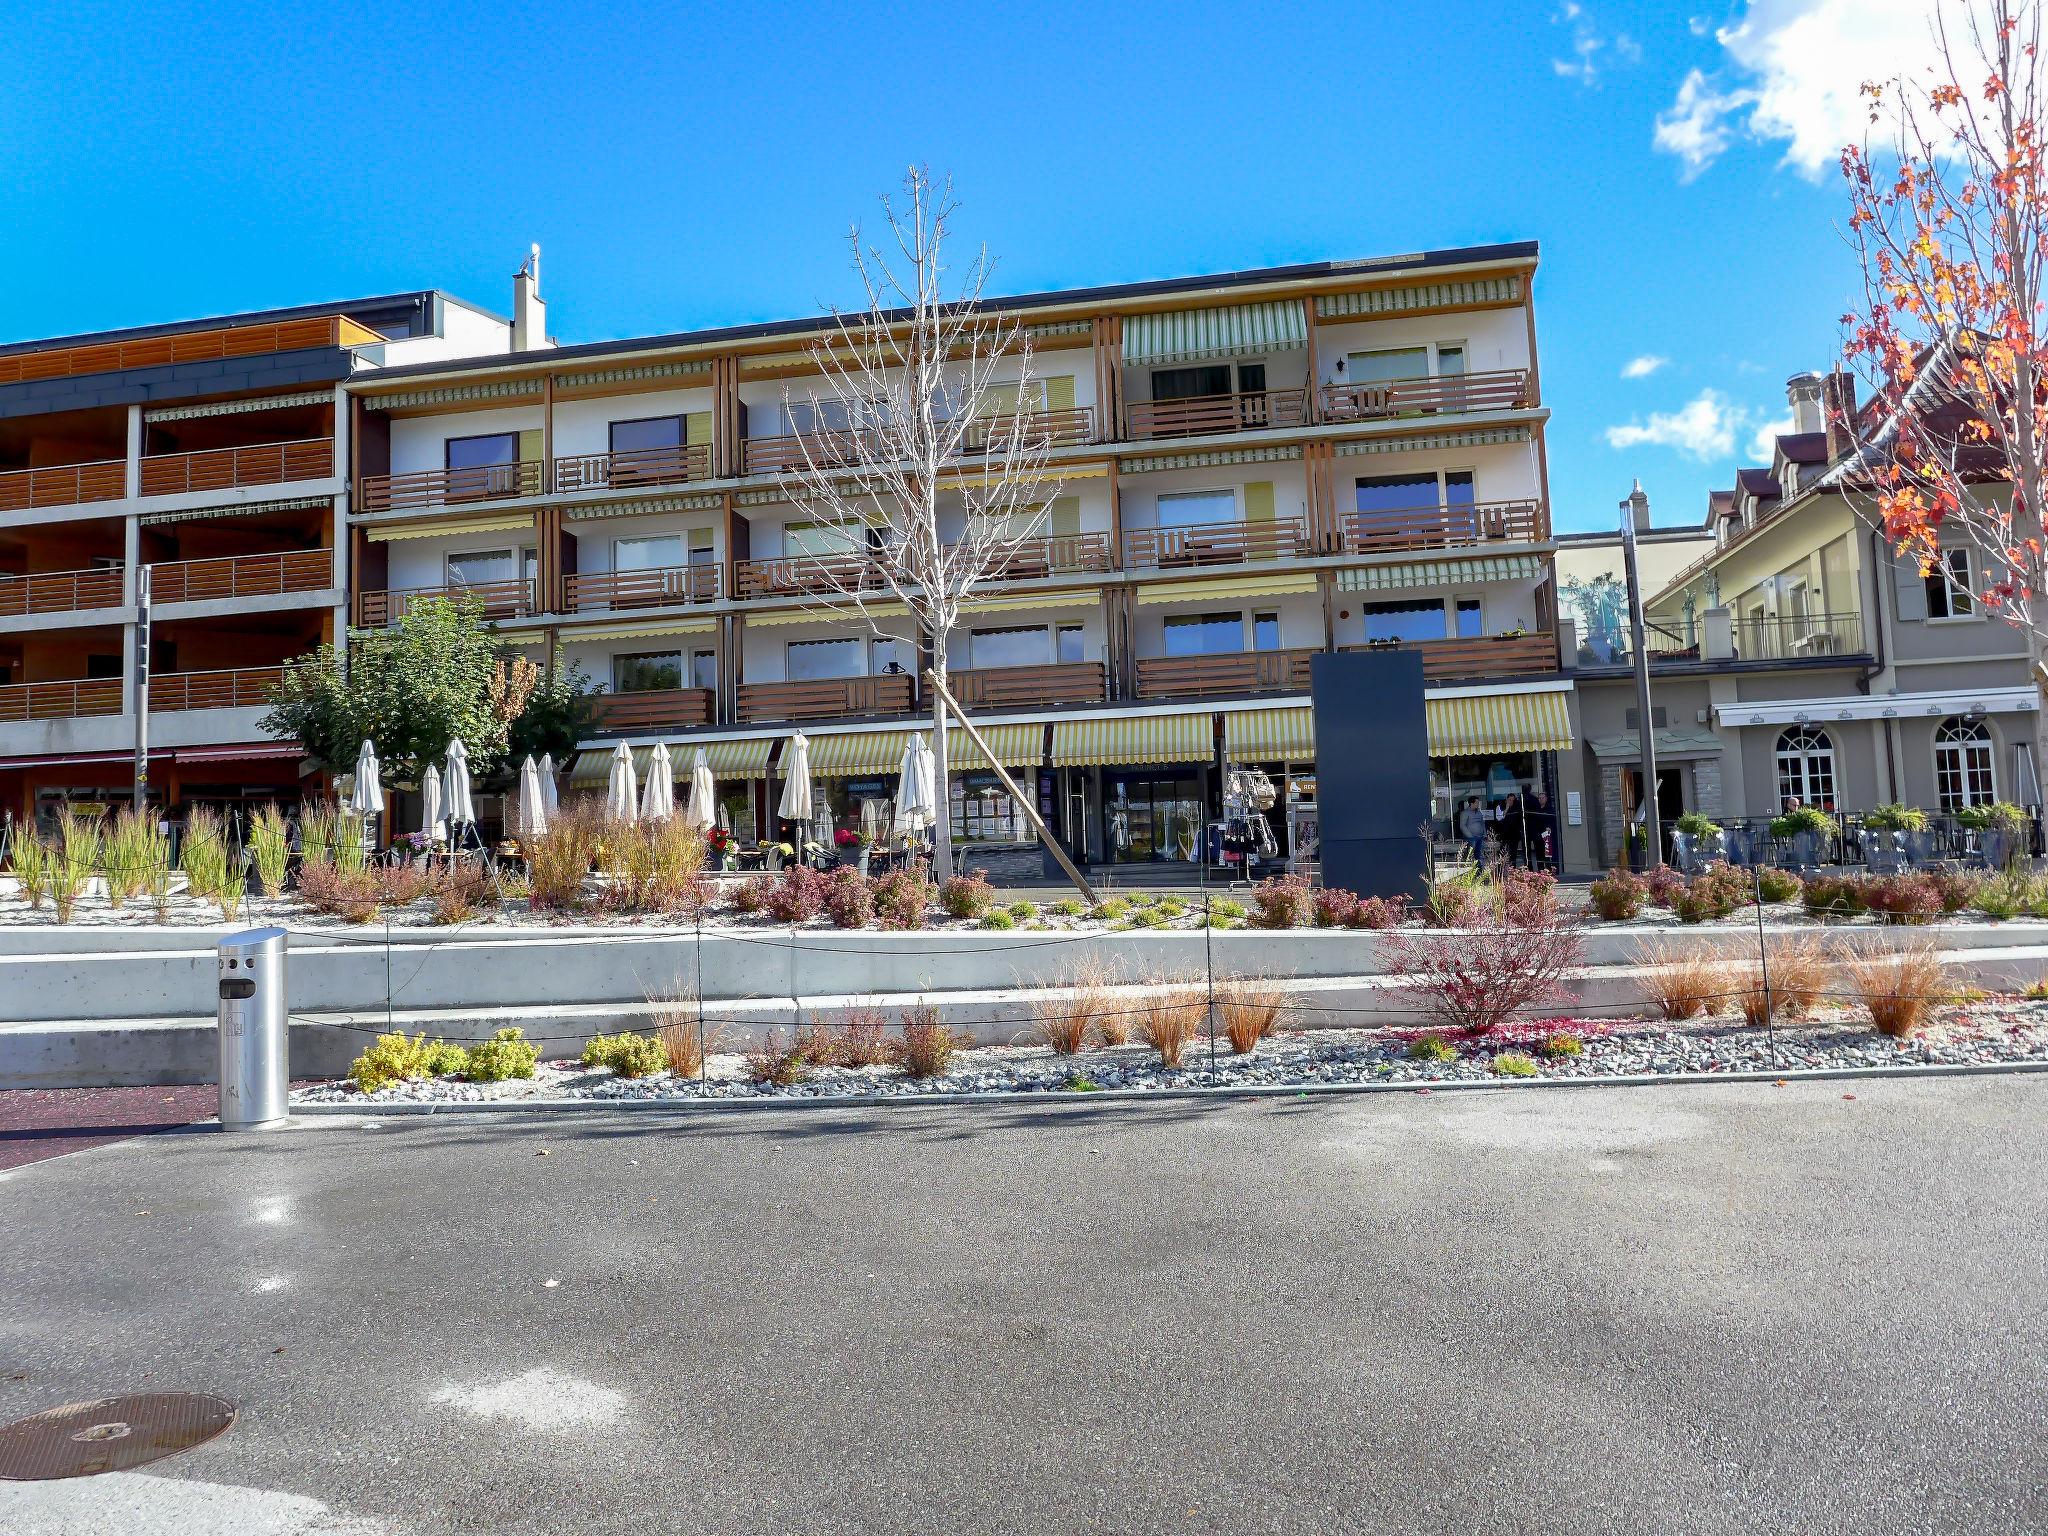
left=1660, top=810, right=2042, bottom=871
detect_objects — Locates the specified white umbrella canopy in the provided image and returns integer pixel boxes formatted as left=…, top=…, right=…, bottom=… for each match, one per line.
left=777, top=733, right=813, bottom=825
left=418, top=764, right=444, bottom=842
left=684, top=749, right=716, bottom=832
left=538, top=753, right=560, bottom=815
left=640, top=743, right=675, bottom=822
left=605, top=743, right=639, bottom=823
left=894, top=733, right=935, bottom=837
left=346, top=739, right=384, bottom=818
left=443, top=739, right=476, bottom=826
left=516, top=755, right=548, bottom=838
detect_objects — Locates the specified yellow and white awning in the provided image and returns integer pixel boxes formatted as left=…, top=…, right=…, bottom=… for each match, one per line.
left=1226, top=706, right=1314, bottom=760
left=568, top=737, right=774, bottom=789
left=570, top=617, right=718, bottom=643
left=1425, top=690, right=1573, bottom=755
left=959, top=590, right=1099, bottom=615
left=1050, top=712, right=1213, bottom=767
left=1135, top=572, right=1317, bottom=605
left=806, top=730, right=915, bottom=777
left=363, top=512, right=535, bottom=542
left=947, top=722, right=1046, bottom=772
left=746, top=601, right=909, bottom=627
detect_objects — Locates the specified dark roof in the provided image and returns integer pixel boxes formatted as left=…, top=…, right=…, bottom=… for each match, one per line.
left=0, top=290, right=500, bottom=358
left=1708, top=489, right=1736, bottom=517
left=1777, top=431, right=1828, bottom=464
left=1737, top=468, right=1782, bottom=499
left=354, top=240, right=1541, bottom=385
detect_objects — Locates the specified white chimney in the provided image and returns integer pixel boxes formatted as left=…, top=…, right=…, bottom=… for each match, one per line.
left=512, top=244, right=550, bottom=352
left=1624, top=478, right=1650, bottom=533
left=1786, top=371, right=1825, bottom=435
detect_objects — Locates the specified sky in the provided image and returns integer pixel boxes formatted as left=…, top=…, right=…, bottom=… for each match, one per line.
left=0, top=0, right=1954, bottom=534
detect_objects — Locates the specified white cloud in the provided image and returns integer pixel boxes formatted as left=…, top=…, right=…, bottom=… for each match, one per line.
left=1552, top=3, right=1639, bottom=86
left=1655, top=0, right=1947, bottom=179
left=1747, top=410, right=1798, bottom=459
left=1622, top=354, right=1669, bottom=379
left=1605, top=390, right=1743, bottom=461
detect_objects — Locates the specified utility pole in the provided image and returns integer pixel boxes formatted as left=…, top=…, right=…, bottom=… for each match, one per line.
left=1620, top=482, right=1660, bottom=870
left=133, top=563, right=152, bottom=810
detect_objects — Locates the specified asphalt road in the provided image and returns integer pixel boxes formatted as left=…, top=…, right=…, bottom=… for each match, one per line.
left=0, top=1078, right=2042, bottom=1535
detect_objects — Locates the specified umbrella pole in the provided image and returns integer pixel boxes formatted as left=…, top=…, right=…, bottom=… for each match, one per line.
left=922, top=670, right=1096, bottom=905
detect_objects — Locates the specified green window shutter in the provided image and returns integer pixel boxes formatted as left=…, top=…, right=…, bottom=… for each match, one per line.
left=1243, top=481, right=1276, bottom=560
left=517, top=429, right=543, bottom=464
left=1044, top=376, right=1076, bottom=414
left=688, top=528, right=713, bottom=552
left=1048, top=495, right=1081, bottom=537
left=685, top=411, right=713, bottom=447
left=977, top=382, right=1024, bottom=419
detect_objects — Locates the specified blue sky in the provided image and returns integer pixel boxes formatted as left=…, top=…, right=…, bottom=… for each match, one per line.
left=2, top=0, right=1931, bottom=533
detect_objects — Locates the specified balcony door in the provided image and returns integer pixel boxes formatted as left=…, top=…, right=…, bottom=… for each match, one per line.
left=444, top=432, right=519, bottom=500
left=1150, top=365, right=1232, bottom=403
left=1163, top=611, right=1248, bottom=657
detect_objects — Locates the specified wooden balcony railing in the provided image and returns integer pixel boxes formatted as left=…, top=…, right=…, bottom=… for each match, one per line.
left=950, top=661, right=1107, bottom=710
left=151, top=549, right=332, bottom=605
left=592, top=687, right=716, bottom=732
left=982, top=531, right=1113, bottom=579
left=1125, top=389, right=1308, bottom=441
left=356, top=459, right=544, bottom=513
left=737, top=674, right=916, bottom=723
left=148, top=666, right=286, bottom=713
left=553, top=443, right=711, bottom=495
left=566, top=563, right=721, bottom=612
left=1319, top=368, right=1533, bottom=422
left=1343, top=500, right=1548, bottom=553
left=354, top=579, right=534, bottom=628
left=1134, top=648, right=1317, bottom=700
left=0, top=459, right=126, bottom=513
left=1347, top=631, right=1559, bottom=682
left=959, top=407, right=1097, bottom=452
left=733, top=551, right=883, bottom=599
left=1125, top=516, right=1311, bottom=570
left=0, top=565, right=125, bottom=618
left=139, top=438, right=333, bottom=498
left=0, top=315, right=380, bottom=387
left=742, top=428, right=882, bottom=477
left=0, top=678, right=123, bottom=723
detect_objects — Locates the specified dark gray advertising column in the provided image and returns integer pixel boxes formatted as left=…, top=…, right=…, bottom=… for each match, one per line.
left=1311, top=650, right=1430, bottom=901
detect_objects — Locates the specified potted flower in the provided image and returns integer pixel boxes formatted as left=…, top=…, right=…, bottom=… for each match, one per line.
left=706, top=825, right=735, bottom=870
left=1957, top=802, right=2029, bottom=868
left=1671, top=812, right=1724, bottom=873
left=1768, top=805, right=1838, bottom=869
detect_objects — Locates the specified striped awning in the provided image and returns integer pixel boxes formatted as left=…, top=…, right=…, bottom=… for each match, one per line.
left=948, top=722, right=1046, bottom=771
left=568, top=737, right=773, bottom=789
left=959, top=590, right=1098, bottom=615
left=365, top=512, right=535, bottom=543
left=1136, top=572, right=1317, bottom=605
left=570, top=617, right=718, bottom=643
left=747, top=601, right=909, bottom=627
left=1339, top=554, right=1546, bottom=592
left=1050, top=712, right=1213, bottom=766
left=807, top=730, right=915, bottom=777
left=1426, top=690, right=1573, bottom=756
left=1226, top=706, right=1314, bottom=760
left=1122, top=300, right=1308, bottom=366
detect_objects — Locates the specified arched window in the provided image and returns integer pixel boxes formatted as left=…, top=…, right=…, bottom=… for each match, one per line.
left=1934, top=717, right=1995, bottom=810
left=1774, top=726, right=1836, bottom=811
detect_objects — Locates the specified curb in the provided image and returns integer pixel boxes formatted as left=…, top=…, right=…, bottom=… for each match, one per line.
left=283, top=1055, right=2048, bottom=1120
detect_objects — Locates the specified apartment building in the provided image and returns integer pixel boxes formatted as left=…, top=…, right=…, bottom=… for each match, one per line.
left=342, top=242, right=1568, bottom=869
left=1566, top=370, right=2042, bottom=867
left=0, top=292, right=513, bottom=828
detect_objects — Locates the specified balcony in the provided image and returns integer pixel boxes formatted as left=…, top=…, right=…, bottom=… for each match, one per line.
left=354, top=579, right=535, bottom=628
left=1126, top=389, right=1308, bottom=442
left=148, top=666, right=286, bottom=713
left=737, top=674, right=916, bottom=723
left=733, top=552, right=883, bottom=600
left=1319, top=369, right=1533, bottom=422
left=1134, top=648, right=1316, bottom=700
left=1347, top=631, right=1559, bottom=683
left=356, top=460, right=544, bottom=514
left=1343, top=500, right=1547, bottom=554
left=565, top=564, right=721, bottom=613
left=1734, top=612, right=1866, bottom=661
left=139, top=439, right=333, bottom=498
left=1125, top=516, right=1312, bottom=570
left=553, top=443, right=710, bottom=495
left=0, top=678, right=122, bottom=723
left=0, top=460, right=125, bottom=514
left=0, top=565, right=125, bottom=618
left=958, top=407, right=1096, bottom=453
left=592, top=687, right=716, bottom=733
left=983, top=531, right=1113, bottom=580
left=0, top=315, right=381, bottom=387
left=950, top=661, right=1107, bottom=710
left=151, top=549, right=332, bottom=605
left=742, top=428, right=879, bottom=477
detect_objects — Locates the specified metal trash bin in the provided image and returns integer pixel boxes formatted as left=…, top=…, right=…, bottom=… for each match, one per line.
left=216, top=926, right=289, bottom=1130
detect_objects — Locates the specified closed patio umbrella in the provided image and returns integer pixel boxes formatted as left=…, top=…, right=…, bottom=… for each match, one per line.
left=894, top=733, right=935, bottom=839
left=443, top=739, right=476, bottom=829
left=515, top=755, right=548, bottom=838
left=777, top=733, right=813, bottom=828
left=605, top=743, right=639, bottom=823
left=684, top=748, right=716, bottom=832
left=641, top=742, right=675, bottom=822
left=418, top=764, right=444, bottom=844
left=538, top=753, right=561, bottom=816
left=346, top=739, right=384, bottom=819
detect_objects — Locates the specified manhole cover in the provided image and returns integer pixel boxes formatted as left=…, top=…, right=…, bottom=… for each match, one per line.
left=0, top=1393, right=235, bottom=1480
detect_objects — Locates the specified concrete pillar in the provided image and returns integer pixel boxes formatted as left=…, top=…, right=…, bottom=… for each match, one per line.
left=1701, top=606, right=1734, bottom=662
left=123, top=405, right=143, bottom=499
left=120, top=514, right=141, bottom=717
left=1557, top=617, right=1578, bottom=670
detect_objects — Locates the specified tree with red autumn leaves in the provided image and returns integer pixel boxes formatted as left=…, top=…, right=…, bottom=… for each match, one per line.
left=1841, top=1, right=2048, bottom=665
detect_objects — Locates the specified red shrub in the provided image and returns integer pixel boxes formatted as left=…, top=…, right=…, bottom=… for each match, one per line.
left=1640, top=865, right=1685, bottom=905
left=1588, top=869, right=1645, bottom=921
left=822, top=868, right=875, bottom=929
left=1312, top=887, right=1361, bottom=927
left=1249, top=875, right=1314, bottom=929
left=872, top=868, right=934, bottom=930
left=1863, top=871, right=1941, bottom=925
left=1385, top=882, right=1584, bottom=1035
left=1346, top=895, right=1409, bottom=930
left=938, top=871, right=994, bottom=920
left=763, top=866, right=825, bottom=924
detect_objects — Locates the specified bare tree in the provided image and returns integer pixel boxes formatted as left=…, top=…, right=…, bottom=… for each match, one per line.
left=774, top=167, right=1065, bottom=883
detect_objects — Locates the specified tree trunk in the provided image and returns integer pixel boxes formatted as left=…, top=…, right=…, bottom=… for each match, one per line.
left=930, top=658, right=953, bottom=885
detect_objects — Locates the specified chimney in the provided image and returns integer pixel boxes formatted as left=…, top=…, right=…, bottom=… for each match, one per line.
left=1821, top=368, right=1859, bottom=461
left=512, top=244, right=550, bottom=352
left=1786, top=370, right=1825, bottom=436
left=1624, top=478, right=1651, bottom=533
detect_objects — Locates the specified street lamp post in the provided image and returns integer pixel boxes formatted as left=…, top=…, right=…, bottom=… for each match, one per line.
left=1620, top=483, right=1661, bottom=870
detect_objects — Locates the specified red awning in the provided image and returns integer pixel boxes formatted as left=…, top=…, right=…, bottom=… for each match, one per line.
left=173, top=743, right=303, bottom=764
left=0, top=750, right=133, bottom=771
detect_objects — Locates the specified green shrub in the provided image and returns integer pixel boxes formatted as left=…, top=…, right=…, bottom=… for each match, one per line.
left=349, top=1031, right=469, bottom=1094
left=1492, top=1051, right=1539, bottom=1077
left=1061, top=1073, right=1102, bottom=1092
left=1756, top=867, right=1803, bottom=903
left=581, top=1031, right=668, bottom=1078
left=246, top=806, right=290, bottom=898
left=1864, top=803, right=1928, bottom=832
left=1971, top=869, right=2035, bottom=921
left=465, top=1027, right=537, bottom=1082
left=9, top=825, right=51, bottom=909
left=1674, top=812, right=1721, bottom=838
left=1155, top=897, right=1187, bottom=918
left=979, top=909, right=1015, bottom=931
left=1955, top=801, right=2028, bottom=833
left=1125, top=891, right=1156, bottom=908
left=1407, top=1033, right=1457, bottom=1062
left=417, top=1038, right=471, bottom=1078
left=1210, top=898, right=1247, bottom=921
left=1538, top=1033, right=1584, bottom=1058
left=1090, top=896, right=1130, bottom=921
left=1049, top=898, right=1085, bottom=918
left=1769, top=806, right=1839, bottom=840
left=1128, top=907, right=1168, bottom=929
left=1006, top=900, right=1036, bottom=920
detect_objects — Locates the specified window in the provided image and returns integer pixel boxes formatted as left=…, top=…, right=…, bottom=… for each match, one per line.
left=1346, top=347, right=1428, bottom=384
left=445, top=433, right=517, bottom=470
left=687, top=528, right=716, bottom=567
left=786, top=398, right=855, bottom=434
left=447, top=549, right=517, bottom=586
left=1354, top=473, right=1438, bottom=516
left=1436, top=344, right=1467, bottom=376
left=1163, top=612, right=1247, bottom=657
left=1150, top=365, right=1233, bottom=401
left=609, top=415, right=683, bottom=454
left=969, top=625, right=1050, bottom=669
left=1935, top=717, right=1995, bottom=810
left=1925, top=547, right=1975, bottom=619
left=1774, top=727, right=1837, bottom=811
left=1455, top=598, right=1483, bottom=638
left=1056, top=624, right=1087, bottom=664
left=871, top=637, right=910, bottom=676
left=1157, top=489, right=1237, bottom=529
left=1444, top=469, right=1476, bottom=509
left=614, top=535, right=683, bottom=572
left=614, top=652, right=682, bottom=693
left=1251, top=610, right=1281, bottom=651
left=787, top=637, right=862, bottom=680
left=785, top=522, right=855, bottom=559
left=690, top=650, right=717, bottom=690
left=1362, top=599, right=1447, bottom=644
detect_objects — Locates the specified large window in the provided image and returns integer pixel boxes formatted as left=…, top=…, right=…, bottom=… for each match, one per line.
left=1150, top=365, right=1233, bottom=401
left=785, top=522, right=857, bottom=559
left=1346, top=347, right=1428, bottom=384
left=1354, top=473, right=1438, bottom=515
left=614, top=535, right=684, bottom=571
left=1157, top=489, right=1237, bottom=529
left=614, top=652, right=682, bottom=693
left=787, top=637, right=863, bottom=680
left=1935, top=717, right=1995, bottom=809
left=609, top=415, right=682, bottom=454
left=447, top=548, right=518, bottom=586
left=445, top=432, right=517, bottom=470
left=1925, top=547, right=1976, bottom=620
left=969, top=625, right=1051, bottom=669
left=1362, top=599, right=1447, bottom=644
left=1774, top=727, right=1836, bottom=812
left=1163, top=612, right=1247, bottom=656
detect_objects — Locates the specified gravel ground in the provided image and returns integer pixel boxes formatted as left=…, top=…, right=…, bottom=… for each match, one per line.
left=293, top=1002, right=2048, bottom=1106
